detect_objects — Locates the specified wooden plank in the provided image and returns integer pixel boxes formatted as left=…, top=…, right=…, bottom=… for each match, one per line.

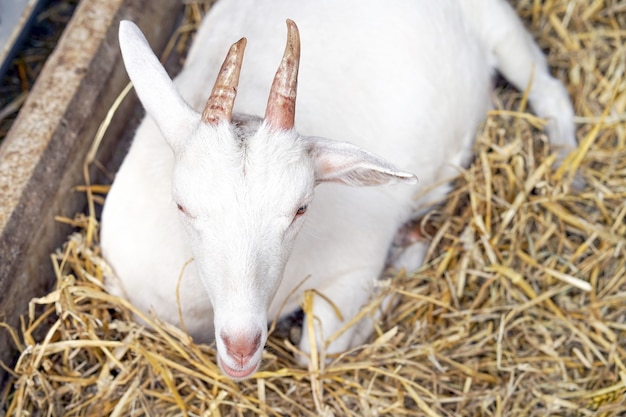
left=0, top=0, right=182, bottom=384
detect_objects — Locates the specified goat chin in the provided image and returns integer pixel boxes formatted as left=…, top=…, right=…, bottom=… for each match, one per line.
left=100, top=0, right=577, bottom=380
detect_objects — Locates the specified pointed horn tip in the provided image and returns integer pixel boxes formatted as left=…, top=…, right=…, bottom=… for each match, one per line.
left=285, top=19, right=300, bottom=39
left=285, top=20, right=300, bottom=59
left=233, top=37, right=247, bottom=51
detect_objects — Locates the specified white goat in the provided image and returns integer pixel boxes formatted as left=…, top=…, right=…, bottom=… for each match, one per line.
left=101, top=0, right=576, bottom=380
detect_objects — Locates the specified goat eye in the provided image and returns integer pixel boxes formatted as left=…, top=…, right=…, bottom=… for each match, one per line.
left=295, top=205, right=308, bottom=216
left=176, top=203, right=187, bottom=214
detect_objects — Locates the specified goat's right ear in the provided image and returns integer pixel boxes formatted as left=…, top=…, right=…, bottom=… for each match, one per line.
left=118, top=20, right=197, bottom=150
left=307, top=137, right=418, bottom=187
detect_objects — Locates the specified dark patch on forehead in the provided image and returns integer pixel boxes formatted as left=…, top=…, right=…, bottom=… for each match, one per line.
left=231, top=113, right=263, bottom=175
left=232, top=113, right=263, bottom=145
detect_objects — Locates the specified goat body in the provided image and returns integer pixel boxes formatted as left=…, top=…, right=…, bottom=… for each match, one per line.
left=101, top=0, right=576, bottom=380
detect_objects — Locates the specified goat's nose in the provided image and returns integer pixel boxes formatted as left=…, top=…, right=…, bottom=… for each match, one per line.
left=221, top=331, right=262, bottom=366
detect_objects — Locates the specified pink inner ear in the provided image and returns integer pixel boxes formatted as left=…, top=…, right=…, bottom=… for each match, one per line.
left=315, top=159, right=392, bottom=186
left=311, top=141, right=418, bottom=187
left=314, top=158, right=339, bottom=181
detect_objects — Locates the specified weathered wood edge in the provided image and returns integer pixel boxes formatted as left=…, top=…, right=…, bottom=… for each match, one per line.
left=0, top=0, right=183, bottom=384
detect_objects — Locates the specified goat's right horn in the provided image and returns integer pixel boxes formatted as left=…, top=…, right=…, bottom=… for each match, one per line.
left=265, top=19, right=300, bottom=131
left=202, top=37, right=247, bottom=126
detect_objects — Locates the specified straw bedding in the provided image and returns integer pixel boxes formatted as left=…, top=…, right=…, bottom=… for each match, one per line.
left=2, top=0, right=625, bottom=415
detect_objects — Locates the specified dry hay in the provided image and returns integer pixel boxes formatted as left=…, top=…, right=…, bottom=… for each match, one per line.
left=2, top=0, right=626, bottom=415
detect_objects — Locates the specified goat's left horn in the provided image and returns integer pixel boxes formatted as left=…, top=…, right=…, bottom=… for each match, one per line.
left=265, top=19, right=300, bottom=131
left=202, top=37, right=247, bottom=125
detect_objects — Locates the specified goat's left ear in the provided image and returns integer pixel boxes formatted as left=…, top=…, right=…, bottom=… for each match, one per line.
left=307, top=137, right=418, bottom=186
left=119, top=20, right=197, bottom=151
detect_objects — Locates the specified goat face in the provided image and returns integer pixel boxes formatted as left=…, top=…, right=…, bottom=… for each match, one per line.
left=171, top=120, right=315, bottom=378
left=117, top=19, right=415, bottom=379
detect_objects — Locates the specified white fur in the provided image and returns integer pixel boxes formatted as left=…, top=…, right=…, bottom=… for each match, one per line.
left=101, top=0, right=576, bottom=380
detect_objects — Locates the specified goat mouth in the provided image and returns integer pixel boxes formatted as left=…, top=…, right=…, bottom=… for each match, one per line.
left=218, top=356, right=259, bottom=380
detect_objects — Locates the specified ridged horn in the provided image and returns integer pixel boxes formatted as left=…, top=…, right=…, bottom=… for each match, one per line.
left=202, top=37, right=247, bottom=125
left=265, top=19, right=300, bottom=131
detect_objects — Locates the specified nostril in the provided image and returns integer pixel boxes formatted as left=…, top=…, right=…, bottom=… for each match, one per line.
left=221, top=331, right=262, bottom=366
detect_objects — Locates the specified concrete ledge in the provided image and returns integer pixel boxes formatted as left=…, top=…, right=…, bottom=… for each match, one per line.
left=0, top=0, right=182, bottom=384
